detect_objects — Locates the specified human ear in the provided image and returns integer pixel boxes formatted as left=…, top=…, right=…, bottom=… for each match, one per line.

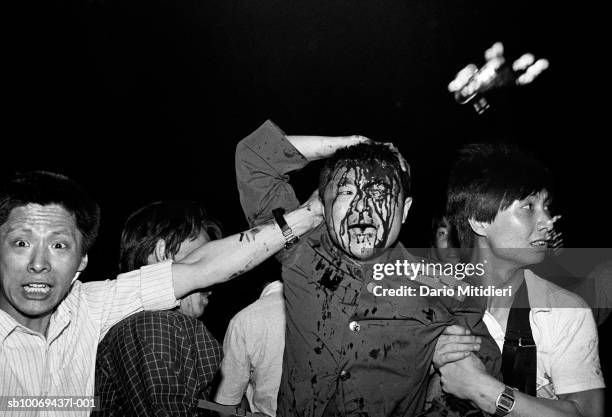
left=467, top=218, right=489, bottom=237
left=153, top=239, right=168, bottom=262
left=78, top=254, right=88, bottom=271
left=71, top=254, right=89, bottom=284
left=401, top=197, right=413, bottom=223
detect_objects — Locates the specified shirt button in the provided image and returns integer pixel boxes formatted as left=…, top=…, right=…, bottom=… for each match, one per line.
left=366, top=282, right=376, bottom=293
left=349, top=321, right=360, bottom=332
left=340, top=370, right=351, bottom=381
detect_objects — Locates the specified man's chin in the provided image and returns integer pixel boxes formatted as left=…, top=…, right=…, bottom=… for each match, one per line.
left=346, top=245, right=376, bottom=260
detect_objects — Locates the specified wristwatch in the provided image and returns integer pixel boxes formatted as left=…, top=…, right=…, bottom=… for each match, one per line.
left=272, top=207, right=299, bottom=249
left=495, top=386, right=516, bottom=416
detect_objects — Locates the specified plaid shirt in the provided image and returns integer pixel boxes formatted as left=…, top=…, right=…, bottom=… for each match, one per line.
left=93, top=310, right=222, bottom=417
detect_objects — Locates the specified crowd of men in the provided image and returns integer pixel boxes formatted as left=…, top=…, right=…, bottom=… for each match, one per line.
left=0, top=120, right=607, bottom=417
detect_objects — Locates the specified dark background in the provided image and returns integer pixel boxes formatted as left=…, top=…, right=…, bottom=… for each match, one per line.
left=5, top=0, right=610, bottom=390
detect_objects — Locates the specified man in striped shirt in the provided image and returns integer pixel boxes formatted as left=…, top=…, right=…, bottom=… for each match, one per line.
left=0, top=171, right=323, bottom=416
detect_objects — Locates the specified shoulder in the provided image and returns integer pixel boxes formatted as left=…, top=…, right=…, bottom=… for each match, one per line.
left=105, top=310, right=207, bottom=340
left=526, top=271, right=597, bottom=342
left=589, top=259, right=612, bottom=277
left=61, top=279, right=112, bottom=319
left=234, top=299, right=283, bottom=327
left=526, top=270, right=589, bottom=309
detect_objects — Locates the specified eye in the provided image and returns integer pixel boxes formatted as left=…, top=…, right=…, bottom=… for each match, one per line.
left=369, top=190, right=384, bottom=199
left=14, top=240, right=29, bottom=248
left=51, top=242, right=68, bottom=249
left=521, top=203, right=533, bottom=210
left=337, top=185, right=355, bottom=196
left=367, top=185, right=389, bottom=200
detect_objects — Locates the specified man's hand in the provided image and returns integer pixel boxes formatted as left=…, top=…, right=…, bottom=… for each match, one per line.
left=301, top=189, right=325, bottom=229
left=547, top=215, right=564, bottom=257
left=439, top=353, right=501, bottom=414
left=381, top=142, right=409, bottom=173
left=348, top=134, right=372, bottom=146
left=285, top=134, right=371, bottom=161
left=433, top=325, right=481, bottom=369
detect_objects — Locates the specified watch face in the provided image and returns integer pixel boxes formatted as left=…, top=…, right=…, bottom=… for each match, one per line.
left=496, top=390, right=515, bottom=415
left=499, top=394, right=513, bottom=409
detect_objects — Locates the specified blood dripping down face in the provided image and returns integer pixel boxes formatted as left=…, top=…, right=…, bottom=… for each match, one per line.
left=323, top=161, right=408, bottom=260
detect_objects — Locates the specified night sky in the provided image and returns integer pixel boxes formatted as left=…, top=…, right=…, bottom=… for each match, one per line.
left=5, top=0, right=610, bottom=376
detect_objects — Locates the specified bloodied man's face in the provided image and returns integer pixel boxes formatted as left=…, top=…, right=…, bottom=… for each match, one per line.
left=323, top=164, right=412, bottom=260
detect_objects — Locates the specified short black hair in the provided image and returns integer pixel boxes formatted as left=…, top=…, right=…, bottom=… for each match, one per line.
left=0, top=171, right=100, bottom=256
left=318, top=142, right=411, bottom=198
left=119, top=200, right=222, bottom=273
left=446, top=144, right=553, bottom=249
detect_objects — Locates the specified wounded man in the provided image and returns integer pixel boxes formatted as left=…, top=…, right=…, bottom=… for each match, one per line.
left=235, top=120, right=501, bottom=417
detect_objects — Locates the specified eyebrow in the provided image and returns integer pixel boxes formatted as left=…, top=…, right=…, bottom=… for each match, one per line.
left=49, top=230, right=75, bottom=238
left=523, top=193, right=552, bottom=206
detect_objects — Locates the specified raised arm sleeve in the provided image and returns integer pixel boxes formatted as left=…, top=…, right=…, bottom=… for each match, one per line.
left=236, top=120, right=310, bottom=227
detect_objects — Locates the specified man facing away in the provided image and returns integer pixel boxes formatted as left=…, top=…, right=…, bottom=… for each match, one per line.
left=215, top=279, right=285, bottom=416
left=0, top=171, right=322, bottom=416
left=94, top=200, right=224, bottom=416
left=235, top=121, right=501, bottom=417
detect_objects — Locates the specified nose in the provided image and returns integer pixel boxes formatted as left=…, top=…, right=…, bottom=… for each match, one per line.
left=28, top=245, right=51, bottom=274
left=537, top=210, right=554, bottom=233
left=354, top=191, right=370, bottom=213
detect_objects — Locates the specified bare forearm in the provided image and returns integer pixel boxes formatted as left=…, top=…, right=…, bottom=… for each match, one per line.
left=285, top=135, right=369, bottom=161
left=171, top=203, right=320, bottom=298
left=462, top=374, right=603, bottom=417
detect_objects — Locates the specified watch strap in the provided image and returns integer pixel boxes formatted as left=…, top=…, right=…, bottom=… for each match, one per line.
left=272, top=207, right=299, bottom=249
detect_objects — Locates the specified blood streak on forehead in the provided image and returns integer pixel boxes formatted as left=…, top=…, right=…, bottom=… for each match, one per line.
left=331, top=161, right=400, bottom=194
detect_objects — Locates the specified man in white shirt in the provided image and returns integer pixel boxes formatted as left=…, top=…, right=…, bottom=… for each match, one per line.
left=215, top=280, right=285, bottom=416
left=0, top=170, right=322, bottom=416
left=438, top=145, right=604, bottom=417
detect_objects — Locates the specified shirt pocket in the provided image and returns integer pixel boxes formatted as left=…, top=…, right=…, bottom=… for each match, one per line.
left=351, top=319, right=438, bottom=368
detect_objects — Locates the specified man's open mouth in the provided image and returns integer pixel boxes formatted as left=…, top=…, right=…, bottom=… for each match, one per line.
left=530, top=239, right=548, bottom=248
left=23, top=283, right=52, bottom=294
left=348, top=223, right=375, bottom=232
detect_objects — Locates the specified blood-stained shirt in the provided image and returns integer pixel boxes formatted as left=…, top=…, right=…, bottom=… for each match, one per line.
left=235, top=120, right=501, bottom=417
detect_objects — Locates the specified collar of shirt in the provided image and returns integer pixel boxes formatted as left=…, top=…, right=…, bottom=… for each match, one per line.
left=483, top=269, right=553, bottom=353
left=0, top=310, right=19, bottom=342
left=524, top=269, right=552, bottom=313
left=260, top=280, right=283, bottom=299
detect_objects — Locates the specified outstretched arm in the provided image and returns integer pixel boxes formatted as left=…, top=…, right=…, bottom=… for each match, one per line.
left=171, top=191, right=323, bottom=299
